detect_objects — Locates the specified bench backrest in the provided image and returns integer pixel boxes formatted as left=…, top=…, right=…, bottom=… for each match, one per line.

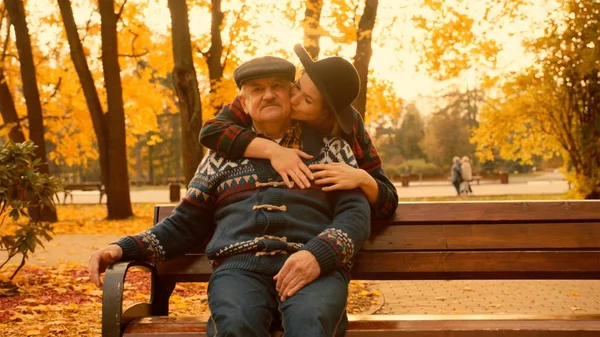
left=154, top=201, right=600, bottom=282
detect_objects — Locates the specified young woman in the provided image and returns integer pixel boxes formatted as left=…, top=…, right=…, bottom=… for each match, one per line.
left=199, top=44, right=398, bottom=218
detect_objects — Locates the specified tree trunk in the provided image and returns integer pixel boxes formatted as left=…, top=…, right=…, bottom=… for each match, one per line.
left=5, top=0, right=57, bottom=222
left=353, top=0, right=378, bottom=118
left=303, top=0, right=323, bottom=59
left=57, top=0, right=110, bottom=193
left=0, top=10, right=24, bottom=143
left=0, top=67, right=25, bottom=143
left=167, top=0, right=204, bottom=185
left=98, top=0, right=133, bottom=219
left=204, top=0, right=226, bottom=116
left=207, top=0, right=224, bottom=92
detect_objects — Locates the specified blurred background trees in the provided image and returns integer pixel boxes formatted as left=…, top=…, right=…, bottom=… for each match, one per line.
left=0, top=0, right=598, bottom=209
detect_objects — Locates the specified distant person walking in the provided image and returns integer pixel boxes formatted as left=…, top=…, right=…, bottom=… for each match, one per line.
left=451, top=156, right=462, bottom=196
left=460, top=156, right=473, bottom=195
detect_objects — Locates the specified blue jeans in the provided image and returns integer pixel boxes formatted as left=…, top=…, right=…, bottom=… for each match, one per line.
left=205, top=265, right=349, bottom=337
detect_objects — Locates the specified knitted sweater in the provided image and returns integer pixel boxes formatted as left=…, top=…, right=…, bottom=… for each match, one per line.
left=199, top=96, right=398, bottom=218
left=115, top=127, right=371, bottom=275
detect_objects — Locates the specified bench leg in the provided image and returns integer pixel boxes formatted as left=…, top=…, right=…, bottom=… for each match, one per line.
left=151, top=279, right=176, bottom=316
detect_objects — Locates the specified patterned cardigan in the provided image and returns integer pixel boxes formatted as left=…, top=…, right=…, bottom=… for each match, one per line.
left=115, top=126, right=371, bottom=275
left=199, top=96, right=399, bottom=218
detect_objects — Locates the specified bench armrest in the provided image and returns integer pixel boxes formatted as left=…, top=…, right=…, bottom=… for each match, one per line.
left=102, top=261, right=156, bottom=337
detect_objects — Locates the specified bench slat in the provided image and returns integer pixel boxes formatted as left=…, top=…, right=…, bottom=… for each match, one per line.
left=152, top=222, right=600, bottom=253
left=382, top=201, right=600, bottom=223
left=154, top=201, right=600, bottom=226
left=352, top=251, right=600, bottom=279
left=123, top=315, right=600, bottom=337
left=366, top=222, right=600, bottom=250
left=155, top=250, right=600, bottom=281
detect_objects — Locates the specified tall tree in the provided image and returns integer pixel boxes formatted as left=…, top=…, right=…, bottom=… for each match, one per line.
left=167, top=0, right=203, bottom=185
left=421, top=94, right=476, bottom=169
left=472, top=0, right=600, bottom=199
left=195, top=0, right=250, bottom=116
left=98, top=0, right=133, bottom=218
left=57, top=0, right=109, bottom=202
left=353, top=0, right=378, bottom=117
left=303, top=0, right=323, bottom=59
left=205, top=0, right=224, bottom=95
left=0, top=7, right=24, bottom=143
left=0, top=67, right=23, bottom=143
left=396, top=103, right=425, bottom=160
left=5, top=0, right=56, bottom=222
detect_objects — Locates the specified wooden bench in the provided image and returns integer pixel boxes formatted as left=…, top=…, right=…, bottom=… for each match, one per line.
left=63, top=183, right=105, bottom=204
left=102, top=201, right=600, bottom=336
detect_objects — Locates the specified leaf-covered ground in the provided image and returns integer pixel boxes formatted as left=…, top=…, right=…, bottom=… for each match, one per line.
left=0, top=263, right=381, bottom=337
left=0, top=204, right=383, bottom=336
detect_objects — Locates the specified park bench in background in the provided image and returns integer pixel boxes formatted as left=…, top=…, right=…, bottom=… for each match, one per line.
left=103, top=201, right=600, bottom=336
left=63, top=183, right=105, bottom=204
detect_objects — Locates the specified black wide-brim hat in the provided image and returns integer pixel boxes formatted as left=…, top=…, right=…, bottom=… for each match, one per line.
left=293, top=44, right=360, bottom=135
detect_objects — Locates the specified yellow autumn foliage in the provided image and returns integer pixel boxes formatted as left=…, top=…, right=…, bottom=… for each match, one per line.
left=412, top=0, right=527, bottom=81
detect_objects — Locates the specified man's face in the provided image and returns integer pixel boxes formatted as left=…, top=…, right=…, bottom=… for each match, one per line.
left=239, top=76, right=292, bottom=124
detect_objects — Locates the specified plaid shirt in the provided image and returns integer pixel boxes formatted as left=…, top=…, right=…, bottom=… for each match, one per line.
left=254, top=122, right=302, bottom=150
left=199, top=96, right=399, bottom=218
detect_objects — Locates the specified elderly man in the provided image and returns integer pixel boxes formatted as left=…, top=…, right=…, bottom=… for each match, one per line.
left=88, top=56, right=370, bottom=337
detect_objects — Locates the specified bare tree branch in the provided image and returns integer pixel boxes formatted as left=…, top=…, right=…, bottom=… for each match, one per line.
left=115, top=0, right=128, bottom=21
left=80, top=7, right=96, bottom=44
left=118, top=50, right=148, bottom=58
left=47, top=76, right=62, bottom=101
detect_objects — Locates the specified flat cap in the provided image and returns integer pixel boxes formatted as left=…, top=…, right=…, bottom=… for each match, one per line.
left=233, top=56, right=296, bottom=89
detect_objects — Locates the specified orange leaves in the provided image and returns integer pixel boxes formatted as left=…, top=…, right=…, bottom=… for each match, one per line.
left=0, top=261, right=382, bottom=336
left=412, top=0, right=528, bottom=81
left=365, top=73, right=403, bottom=123
left=2, top=204, right=155, bottom=237
left=347, top=280, right=383, bottom=314
left=0, top=263, right=102, bottom=336
left=50, top=204, right=154, bottom=235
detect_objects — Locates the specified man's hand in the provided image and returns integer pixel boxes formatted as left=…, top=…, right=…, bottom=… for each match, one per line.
left=269, top=147, right=314, bottom=189
left=273, top=250, right=320, bottom=301
left=310, top=162, right=367, bottom=191
left=88, top=244, right=123, bottom=288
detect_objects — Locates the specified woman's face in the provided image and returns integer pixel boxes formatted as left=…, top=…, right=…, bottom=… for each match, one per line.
left=289, top=73, right=329, bottom=121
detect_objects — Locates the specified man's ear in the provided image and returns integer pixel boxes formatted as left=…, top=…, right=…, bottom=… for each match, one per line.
left=238, top=94, right=250, bottom=114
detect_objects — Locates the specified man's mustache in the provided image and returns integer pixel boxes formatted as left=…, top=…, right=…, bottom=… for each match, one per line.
left=260, top=101, right=281, bottom=109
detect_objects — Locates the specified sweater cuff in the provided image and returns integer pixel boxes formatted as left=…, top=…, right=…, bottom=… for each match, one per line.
left=300, top=238, right=339, bottom=274
left=112, top=236, right=141, bottom=261
left=372, top=178, right=393, bottom=218
left=228, top=130, right=257, bottom=160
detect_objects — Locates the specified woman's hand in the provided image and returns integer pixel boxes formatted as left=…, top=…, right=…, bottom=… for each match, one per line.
left=310, top=162, right=367, bottom=191
left=269, top=147, right=314, bottom=189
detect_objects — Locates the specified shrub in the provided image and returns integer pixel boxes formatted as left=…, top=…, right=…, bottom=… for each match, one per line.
left=0, top=141, right=62, bottom=280
left=398, top=159, right=445, bottom=177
